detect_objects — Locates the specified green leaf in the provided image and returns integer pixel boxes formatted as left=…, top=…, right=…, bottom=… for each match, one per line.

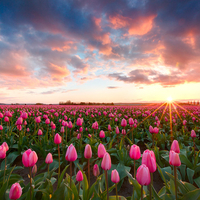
left=109, top=196, right=127, bottom=200
left=57, top=165, right=69, bottom=188
left=180, top=189, right=200, bottom=200
left=194, top=176, right=200, bottom=188
left=187, top=168, right=194, bottom=184
left=179, top=165, right=186, bottom=181
left=179, top=154, right=193, bottom=169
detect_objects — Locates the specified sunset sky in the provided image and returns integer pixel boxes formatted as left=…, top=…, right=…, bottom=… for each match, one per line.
left=0, top=0, right=200, bottom=104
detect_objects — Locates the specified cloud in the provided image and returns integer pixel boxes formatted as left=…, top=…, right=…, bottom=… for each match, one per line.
left=107, top=86, right=119, bottom=89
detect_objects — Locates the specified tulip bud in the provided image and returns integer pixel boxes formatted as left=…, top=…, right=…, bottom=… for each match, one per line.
left=129, top=144, right=141, bottom=160
left=101, top=152, right=111, bottom=170
left=111, top=169, right=120, bottom=183
left=84, top=144, right=92, bottom=159
left=93, top=164, right=100, bottom=177
left=136, top=164, right=151, bottom=186
left=191, top=130, right=196, bottom=138
left=9, top=183, right=22, bottom=200
left=45, top=153, right=53, bottom=164
left=22, top=149, right=38, bottom=167
left=0, top=145, right=6, bottom=159
left=142, top=150, right=157, bottom=173
left=99, top=130, right=105, bottom=138
left=98, top=143, right=106, bottom=158
left=171, top=140, right=180, bottom=153
left=38, top=129, right=42, bottom=136
left=65, top=144, right=77, bottom=162
left=76, top=170, right=83, bottom=182
left=169, top=150, right=181, bottom=166
left=54, top=133, right=62, bottom=144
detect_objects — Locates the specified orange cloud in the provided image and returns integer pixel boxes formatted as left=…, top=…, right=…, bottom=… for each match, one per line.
left=51, top=41, right=77, bottom=52
left=49, top=62, right=70, bottom=79
left=109, top=14, right=156, bottom=36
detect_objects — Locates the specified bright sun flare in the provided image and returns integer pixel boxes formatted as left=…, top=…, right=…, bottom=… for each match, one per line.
left=167, top=96, right=173, bottom=102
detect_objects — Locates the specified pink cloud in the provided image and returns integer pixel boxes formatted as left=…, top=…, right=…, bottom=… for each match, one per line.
left=109, top=14, right=156, bottom=36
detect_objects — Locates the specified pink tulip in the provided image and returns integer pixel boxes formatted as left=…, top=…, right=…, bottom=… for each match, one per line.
left=76, top=118, right=83, bottom=126
left=38, top=129, right=42, bottom=136
left=93, top=164, right=100, bottom=177
left=45, top=153, right=53, bottom=164
left=115, top=126, right=120, bottom=134
left=0, top=145, right=6, bottom=159
left=88, top=134, right=91, bottom=138
left=122, top=129, right=126, bottom=135
left=77, top=133, right=81, bottom=139
left=108, top=124, right=111, bottom=131
left=121, top=118, right=127, bottom=127
left=136, top=164, right=151, bottom=185
left=54, top=133, right=62, bottom=144
left=129, top=118, right=134, bottom=126
left=60, top=126, right=65, bottom=133
left=99, top=130, right=105, bottom=138
left=76, top=170, right=83, bottom=182
left=153, top=127, right=159, bottom=134
left=191, top=130, right=196, bottom=138
left=27, top=128, right=30, bottom=132
left=0, top=113, right=3, bottom=118
left=32, top=164, right=37, bottom=175
left=65, top=144, right=77, bottom=162
left=171, top=140, right=180, bottom=153
left=68, top=121, right=73, bottom=128
left=142, top=150, right=157, bottom=173
left=2, top=142, right=9, bottom=152
left=9, top=183, right=22, bottom=200
left=84, top=144, right=92, bottom=159
left=45, top=118, right=50, bottom=124
left=101, top=152, right=111, bottom=170
left=0, top=125, right=3, bottom=130
left=4, top=116, right=9, bottom=122
left=129, top=144, right=141, bottom=160
left=98, top=143, right=106, bottom=158
left=169, top=150, right=181, bottom=166
left=22, top=149, right=38, bottom=167
left=183, top=120, right=187, bottom=125
left=111, top=169, right=120, bottom=183
left=149, top=125, right=154, bottom=134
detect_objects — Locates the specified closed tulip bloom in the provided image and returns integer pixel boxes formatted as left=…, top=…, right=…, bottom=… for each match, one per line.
left=22, top=149, right=38, bottom=167
left=98, top=143, right=106, bottom=158
left=38, top=129, right=42, bottom=136
left=45, top=153, right=53, bottom=164
left=129, top=144, right=141, bottom=160
left=108, top=124, right=111, bottom=131
left=0, top=125, right=3, bottom=130
left=0, top=113, right=3, bottom=118
left=68, top=121, right=73, bottom=128
left=2, top=142, right=9, bottom=152
left=93, top=164, right=100, bottom=177
left=45, top=118, right=50, bottom=124
left=16, top=117, right=23, bottom=125
left=183, top=120, right=187, bottom=125
left=27, top=128, right=30, bottom=132
left=142, top=150, right=157, bottom=173
left=121, top=118, right=127, bottom=127
left=169, top=150, right=181, bottom=166
left=65, top=144, right=77, bottom=162
left=76, top=118, right=82, bottom=126
left=153, top=127, right=159, bottom=134
left=9, top=183, right=22, bottom=200
left=0, top=145, right=6, bottom=159
left=191, top=130, right=196, bottom=138
left=32, top=164, right=37, bottom=175
left=111, top=169, right=120, bottom=183
left=99, top=130, right=105, bottom=138
left=129, top=118, right=134, bottom=126
left=60, top=126, right=65, bottom=133
left=54, top=133, right=62, bottom=144
left=149, top=125, right=154, bottom=134
left=101, top=152, right=111, bottom=170
left=122, top=129, right=126, bottom=135
left=84, top=144, right=92, bottom=159
left=136, top=164, right=151, bottom=186
left=77, top=133, right=81, bottom=139
left=171, top=140, right=180, bottom=153
left=4, top=116, right=9, bottom=122
left=115, top=126, right=120, bottom=134
left=76, top=170, right=83, bottom=182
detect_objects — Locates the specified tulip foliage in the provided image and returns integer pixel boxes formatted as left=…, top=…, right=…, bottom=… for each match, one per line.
left=0, top=104, right=199, bottom=200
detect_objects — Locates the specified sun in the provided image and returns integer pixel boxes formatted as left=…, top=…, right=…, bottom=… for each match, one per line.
left=167, top=96, right=173, bottom=102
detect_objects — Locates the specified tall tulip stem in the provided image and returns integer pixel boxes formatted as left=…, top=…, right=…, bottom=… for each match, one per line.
left=58, top=144, right=60, bottom=179
left=29, top=167, right=32, bottom=200
left=174, top=166, right=177, bottom=200
left=115, top=183, right=119, bottom=200
left=193, top=138, right=195, bottom=160
left=105, top=170, right=109, bottom=200
left=88, top=159, right=90, bottom=186
left=141, top=185, right=143, bottom=200
left=3, top=157, right=6, bottom=183
left=70, top=162, right=72, bottom=188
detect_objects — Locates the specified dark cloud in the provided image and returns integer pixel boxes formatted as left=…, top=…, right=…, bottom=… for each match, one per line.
left=107, top=86, right=119, bottom=89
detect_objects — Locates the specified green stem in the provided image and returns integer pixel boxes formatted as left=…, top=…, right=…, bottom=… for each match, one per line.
left=174, top=166, right=177, bottom=200
left=78, top=182, right=80, bottom=198
left=3, top=157, right=6, bottom=183
left=66, top=128, right=67, bottom=143
left=193, top=138, right=195, bottom=161
left=150, top=173, right=153, bottom=200
left=58, top=144, right=60, bottom=179
left=115, top=183, right=119, bottom=200
left=88, top=159, right=90, bottom=186
left=134, top=160, right=136, bottom=178
left=29, top=167, right=32, bottom=200
left=152, top=133, right=154, bottom=148
left=70, top=162, right=72, bottom=188
left=48, top=164, right=49, bottom=174
left=105, top=170, right=109, bottom=200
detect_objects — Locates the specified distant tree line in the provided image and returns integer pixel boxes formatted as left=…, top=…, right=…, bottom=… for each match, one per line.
left=188, top=101, right=200, bottom=105
left=59, top=100, right=114, bottom=105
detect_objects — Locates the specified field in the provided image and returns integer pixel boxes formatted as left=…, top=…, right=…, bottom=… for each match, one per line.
left=0, top=103, right=200, bottom=200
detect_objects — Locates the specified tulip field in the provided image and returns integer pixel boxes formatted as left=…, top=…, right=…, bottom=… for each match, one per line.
left=0, top=103, right=200, bottom=200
